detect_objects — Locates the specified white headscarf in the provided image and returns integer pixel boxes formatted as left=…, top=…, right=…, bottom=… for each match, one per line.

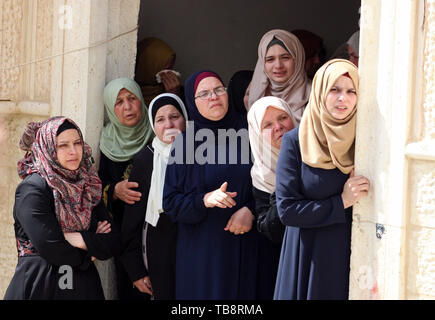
left=248, top=96, right=295, bottom=193
left=145, top=93, right=188, bottom=226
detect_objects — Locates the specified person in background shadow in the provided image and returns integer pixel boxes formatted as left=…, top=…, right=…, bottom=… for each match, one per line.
left=135, top=37, right=184, bottom=105
left=346, top=31, right=360, bottom=67
left=227, top=70, right=254, bottom=114
left=292, top=29, right=326, bottom=79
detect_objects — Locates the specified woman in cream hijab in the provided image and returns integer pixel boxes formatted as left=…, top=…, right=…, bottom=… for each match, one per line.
left=248, top=96, right=297, bottom=299
left=273, top=59, right=370, bottom=300
left=247, top=29, right=312, bottom=123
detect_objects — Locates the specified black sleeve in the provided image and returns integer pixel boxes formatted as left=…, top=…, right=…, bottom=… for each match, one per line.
left=80, top=201, right=123, bottom=260
left=252, top=187, right=285, bottom=246
left=14, top=176, right=88, bottom=268
left=98, top=153, right=126, bottom=216
left=120, top=147, right=154, bottom=282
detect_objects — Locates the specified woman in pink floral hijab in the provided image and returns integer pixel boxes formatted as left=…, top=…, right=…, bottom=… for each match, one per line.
left=5, top=116, right=121, bottom=300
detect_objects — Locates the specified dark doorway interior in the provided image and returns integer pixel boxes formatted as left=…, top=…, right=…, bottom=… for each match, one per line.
left=137, top=0, right=360, bottom=84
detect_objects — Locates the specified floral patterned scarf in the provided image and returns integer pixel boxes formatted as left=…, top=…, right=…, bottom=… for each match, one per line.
left=17, top=116, right=102, bottom=232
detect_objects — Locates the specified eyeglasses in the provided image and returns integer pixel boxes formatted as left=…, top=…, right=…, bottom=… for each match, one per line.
left=194, top=86, right=227, bottom=100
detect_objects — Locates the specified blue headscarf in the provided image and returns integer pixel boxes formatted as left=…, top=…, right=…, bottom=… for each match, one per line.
left=184, top=70, right=247, bottom=133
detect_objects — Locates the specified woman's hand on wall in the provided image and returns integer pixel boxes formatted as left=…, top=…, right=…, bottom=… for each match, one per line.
left=113, top=179, right=141, bottom=204
left=203, top=182, right=237, bottom=208
left=341, top=169, right=370, bottom=209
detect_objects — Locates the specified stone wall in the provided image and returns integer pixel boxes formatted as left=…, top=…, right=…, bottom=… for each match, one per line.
left=0, top=0, right=140, bottom=299
left=349, top=0, right=435, bottom=300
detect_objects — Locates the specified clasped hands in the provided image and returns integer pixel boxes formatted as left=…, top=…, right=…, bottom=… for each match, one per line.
left=203, top=182, right=254, bottom=235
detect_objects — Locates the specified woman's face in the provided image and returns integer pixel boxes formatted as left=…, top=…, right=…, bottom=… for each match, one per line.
left=264, top=44, right=295, bottom=83
left=154, top=105, right=186, bottom=144
left=261, top=106, right=294, bottom=150
left=325, top=75, right=357, bottom=120
left=194, top=77, right=229, bottom=121
left=56, top=129, right=83, bottom=171
left=114, top=89, right=142, bottom=127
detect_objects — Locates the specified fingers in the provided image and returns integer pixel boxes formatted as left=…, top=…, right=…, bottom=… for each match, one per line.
left=204, top=184, right=237, bottom=208
left=220, top=182, right=228, bottom=192
left=224, top=216, right=234, bottom=231
left=125, top=181, right=139, bottom=189
left=133, top=277, right=153, bottom=295
left=96, top=221, right=111, bottom=234
left=117, top=180, right=142, bottom=204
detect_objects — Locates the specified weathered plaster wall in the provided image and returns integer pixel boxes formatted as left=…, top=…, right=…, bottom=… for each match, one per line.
left=405, top=0, right=435, bottom=300
left=0, top=0, right=140, bottom=299
left=0, top=0, right=54, bottom=298
left=350, top=0, right=435, bottom=300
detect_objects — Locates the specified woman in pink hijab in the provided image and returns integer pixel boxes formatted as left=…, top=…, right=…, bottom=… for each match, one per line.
left=247, top=29, right=312, bottom=124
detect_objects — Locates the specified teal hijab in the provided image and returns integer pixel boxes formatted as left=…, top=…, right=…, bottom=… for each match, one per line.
left=99, top=78, right=154, bottom=162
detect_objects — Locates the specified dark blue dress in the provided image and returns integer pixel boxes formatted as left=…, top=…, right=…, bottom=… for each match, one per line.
left=273, top=127, right=352, bottom=300
left=163, top=130, right=260, bottom=300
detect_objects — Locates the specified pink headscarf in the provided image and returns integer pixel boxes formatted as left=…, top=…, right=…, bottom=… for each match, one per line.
left=17, top=116, right=102, bottom=232
left=248, top=29, right=312, bottom=124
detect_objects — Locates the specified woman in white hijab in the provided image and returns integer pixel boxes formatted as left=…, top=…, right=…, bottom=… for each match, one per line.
left=247, top=96, right=297, bottom=299
left=120, top=93, right=187, bottom=300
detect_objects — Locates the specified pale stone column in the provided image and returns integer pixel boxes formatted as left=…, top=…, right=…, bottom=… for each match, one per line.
left=0, top=0, right=140, bottom=299
left=350, top=0, right=434, bottom=299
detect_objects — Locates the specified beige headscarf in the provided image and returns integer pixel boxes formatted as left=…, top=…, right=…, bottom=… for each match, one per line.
left=248, top=96, right=296, bottom=194
left=298, top=59, right=359, bottom=174
left=248, top=29, right=312, bottom=124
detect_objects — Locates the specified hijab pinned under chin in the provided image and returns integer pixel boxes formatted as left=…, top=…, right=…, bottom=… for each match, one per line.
left=298, top=59, right=359, bottom=174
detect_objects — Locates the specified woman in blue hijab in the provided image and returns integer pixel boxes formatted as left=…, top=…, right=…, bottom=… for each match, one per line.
left=162, top=70, right=260, bottom=299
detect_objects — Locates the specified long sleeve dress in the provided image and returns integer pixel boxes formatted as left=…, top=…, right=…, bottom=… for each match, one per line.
left=120, top=144, right=177, bottom=300
left=4, top=173, right=122, bottom=300
left=252, top=186, right=284, bottom=299
left=98, top=152, right=148, bottom=300
left=273, top=128, right=352, bottom=300
left=163, top=131, right=260, bottom=300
